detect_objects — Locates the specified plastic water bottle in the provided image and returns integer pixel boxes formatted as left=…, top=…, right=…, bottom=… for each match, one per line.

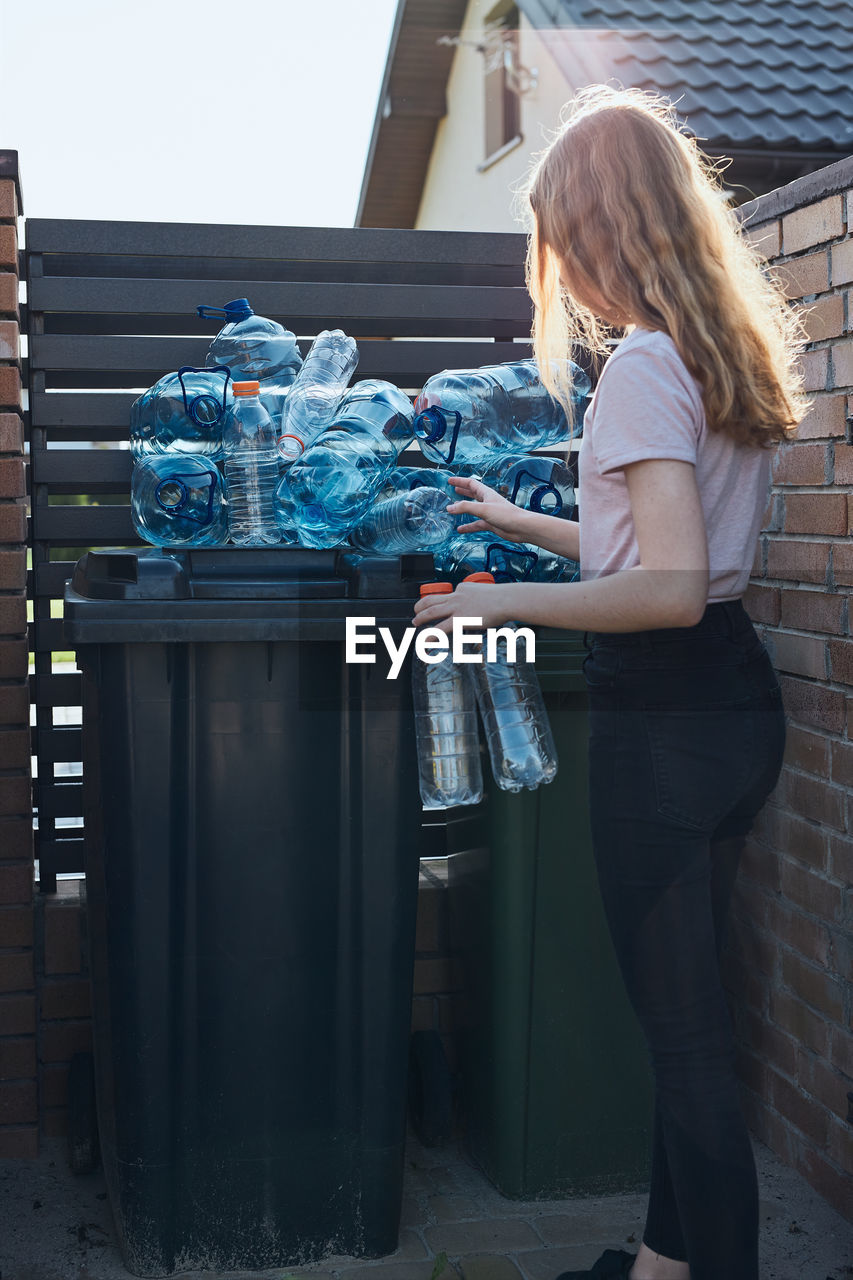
left=129, top=366, right=232, bottom=459
left=413, top=358, right=590, bottom=466
left=222, top=380, right=281, bottom=545
left=436, top=532, right=579, bottom=583
left=131, top=454, right=228, bottom=547
left=349, top=487, right=458, bottom=554
left=464, top=453, right=577, bottom=519
left=279, top=380, right=415, bottom=548
left=276, top=329, right=359, bottom=462
left=377, top=465, right=457, bottom=503
left=462, top=571, right=558, bottom=792
left=198, top=298, right=303, bottom=432
left=412, top=583, right=483, bottom=809
left=271, top=477, right=301, bottom=544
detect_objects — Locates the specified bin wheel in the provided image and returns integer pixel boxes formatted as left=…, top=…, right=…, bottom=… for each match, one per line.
left=68, top=1052, right=99, bottom=1175
left=408, top=1030, right=453, bottom=1147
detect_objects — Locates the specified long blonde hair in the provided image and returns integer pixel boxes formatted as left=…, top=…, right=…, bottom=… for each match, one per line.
left=524, top=86, right=807, bottom=447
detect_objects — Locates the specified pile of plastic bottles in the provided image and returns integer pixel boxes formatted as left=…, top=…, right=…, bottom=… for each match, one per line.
left=129, top=299, right=591, bottom=583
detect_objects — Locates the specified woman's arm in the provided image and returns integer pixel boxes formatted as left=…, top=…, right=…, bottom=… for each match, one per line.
left=415, top=458, right=709, bottom=633
left=446, top=474, right=580, bottom=560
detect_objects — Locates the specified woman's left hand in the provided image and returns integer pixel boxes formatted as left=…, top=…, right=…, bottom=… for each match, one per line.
left=412, top=582, right=515, bottom=636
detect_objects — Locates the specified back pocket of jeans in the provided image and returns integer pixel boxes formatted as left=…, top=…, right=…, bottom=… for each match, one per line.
left=644, top=705, right=756, bottom=831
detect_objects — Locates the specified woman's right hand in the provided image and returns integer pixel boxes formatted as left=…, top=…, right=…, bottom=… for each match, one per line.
left=446, top=474, right=532, bottom=544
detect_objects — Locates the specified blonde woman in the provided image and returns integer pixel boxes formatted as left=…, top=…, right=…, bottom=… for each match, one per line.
left=412, top=87, right=801, bottom=1280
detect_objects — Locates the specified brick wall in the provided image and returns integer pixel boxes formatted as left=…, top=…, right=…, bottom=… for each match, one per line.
left=727, top=155, right=853, bottom=1222
left=0, top=151, right=37, bottom=1158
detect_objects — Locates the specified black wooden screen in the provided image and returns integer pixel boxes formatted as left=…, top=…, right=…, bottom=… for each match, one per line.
left=25, top=218, right=554, bottom=892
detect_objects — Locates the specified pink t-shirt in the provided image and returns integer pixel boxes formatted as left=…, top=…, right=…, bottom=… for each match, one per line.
left=577, top=326, right=772, bottom=603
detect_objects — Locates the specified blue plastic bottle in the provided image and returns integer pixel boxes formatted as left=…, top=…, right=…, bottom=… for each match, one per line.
left=463, top=453, right=577, bottom=520
left=129, top=366, right=232, bottom=459
left=377, top=465, right=457, bottom=503
left=278, top=380, right=415, bottom=548
left=412, top=358, right=590, bottom=466
left=198, top=298, right=303, bottom=433
left=349, top=487, right=458, bottom=555
left=131, top=454, right=228, bottom=547
left=435, top=532, right=579, bottom=583
left=276, top=329, right=359, bottom=462
left=222, top=380, right=281, bottom=546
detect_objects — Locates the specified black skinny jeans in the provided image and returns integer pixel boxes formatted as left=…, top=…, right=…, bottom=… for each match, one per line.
left=581, top=598, right=786, bottom=1280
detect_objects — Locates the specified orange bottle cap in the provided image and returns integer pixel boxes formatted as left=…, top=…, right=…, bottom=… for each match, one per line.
left=232, top=380, right=260, bottom=395
left=462, top=572, right=496, bottom=583
left=420, top=582, right=454, bottom=595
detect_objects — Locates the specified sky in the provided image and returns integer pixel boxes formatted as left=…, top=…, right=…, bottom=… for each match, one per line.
left=1, top=0, right=400, bottom=227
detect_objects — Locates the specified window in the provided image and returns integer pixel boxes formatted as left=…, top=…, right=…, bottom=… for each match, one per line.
left=483, top=4, right=522, bottom=164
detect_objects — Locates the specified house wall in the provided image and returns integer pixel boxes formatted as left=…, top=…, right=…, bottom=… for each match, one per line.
left=723, top=158, right=853, bottom=1222
left=416, top=0, right=571, bottom=232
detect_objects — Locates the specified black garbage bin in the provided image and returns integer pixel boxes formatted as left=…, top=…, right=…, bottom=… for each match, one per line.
left=64, top=545, right=432, bottom=1277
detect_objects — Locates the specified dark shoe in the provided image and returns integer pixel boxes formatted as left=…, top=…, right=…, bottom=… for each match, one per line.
left=555, top=1247, right=637, bottom=1279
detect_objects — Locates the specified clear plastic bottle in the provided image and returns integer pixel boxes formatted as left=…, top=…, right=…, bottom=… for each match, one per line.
left=349, top=487, right=458, bottom=555
left=435, top=532, right=579, bottom=583
left=376, top=465, right=457, bottom=504
left=222, top=380, right=281, bottom=546
left=412, top=583, right=483, bottom=809
left=279, top=380, right=415, bottom=548
left=462, top=571, right=558, bottom=792
left=198, top=298, right=303, bottom=434
left=131, top=454, right=228, bottom=547
left=465, top=453, right=577, bottom=520
left=276, top=329, right=359, bottom=462
left=129, top=366, right=232, bottom=459
left=413, top=358, right=590, bottom=466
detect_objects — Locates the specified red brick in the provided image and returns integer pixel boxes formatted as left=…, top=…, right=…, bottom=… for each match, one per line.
left=797, top=1045, right=849, bottom=1113
left=779, top=588, right=845, bottom=634
left=828, top=638, right=853, bottom=683
left=832, top=237, right=853, bottom=287
left=0, top=777, right=31, bottom=819
left=768, top=442, right=824, bottom=486
left=762, top=804, right=828, bottom=870
left=0, top=1038, right=36, bottom=1081
left=783, top=195, right=845, bottom=254
left=0, top=458, right=24, bottom=499
left=741, top=1096, right=794, bottom=1165
left=737, top=1004, right=797, bottom=1076
left=766, top=540, right=830, bottom=584
left=829, top=1026, right=853, bottom=1078
left=0, top=225, right=17, bottom=271
left=769, top=1064, right=829, bottom=1146
left=780, top=768, right=846, bottom=830
left=783, top=724, right=830, bottom=775
left=0, top=274, right=18, bottom=317
left=832, top=338, right=853, bottom=388
left=0, top=637, right=28, bottom=679
left=0, top=863, right=32, bottom=907
left=0, top=366, right=21, bottom=411
left=794, top=1143, right=853, bottom=1224
left=0, top=321, right=19, bottom=363
left=743, top=583, right=780, bottom=625
left=834, top=442, right=853, bottom=483
left=744, top=219, right=781, bottom=259
left=0, top=503, right=27, bottom=543
left=800, top=294, right=845, bottom=343
left=0, top=953, right=34, bottom=994
left=774, top=249, right=830, bottom=298
left=769, top=987, right=830, bottom=1056
left=0, top=1127, right=38, bottom=1158
left=0, top=906, right=34, bottom=947
left=828, top=832, right=853, bottom=884
left=39, top=977, right=91, bottom=1021
left=827, top=1117, right=852, bottom=1174
left=780, top=676, right=844, bottom=731
left=783, top=492, right=847, bottom=536
left=0, top=727, right=29, bottom=771
left=780, top=855, right=843, bottom=921
left=797, top=346, right=829, bottom=393
left=39, top=1020, right=93, bottom=1063
left=0, top=596, right=26, bottom=634
left=0, top=683, right=30, bottom=727
left=766, top=897, right=832, bottom=968
left=0, top=548, right=25, bottom=589
left=0, top=182, right=16, bottom=222
left=0, top=818, right=33, bottom=862
left=44, top=903, right=82, bottom=976
left=771, top=631, right=827, bottom=679
left=0, top=994, right=35, bottom=1035
left=782, top=950, right=845, bottom=1020
left=831, top=740, right=853, bottom=788
left=794, top=392, right=847, bottom=440
left=0, top=412, right=22, bottom=453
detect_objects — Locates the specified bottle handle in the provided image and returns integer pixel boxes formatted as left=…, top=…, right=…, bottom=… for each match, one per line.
left=486, top=541, right=538, bottom=582
left=508, top=469, right=563, bottom=517
left=196, top=305, right=229, bottom=319
left=177, top=365, right=231, bottom=426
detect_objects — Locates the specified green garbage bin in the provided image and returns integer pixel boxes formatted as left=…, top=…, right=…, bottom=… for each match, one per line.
left=446, top=626, right=654, bottom=1198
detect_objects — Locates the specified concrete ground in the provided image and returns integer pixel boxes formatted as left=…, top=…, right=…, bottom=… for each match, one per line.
left=1, top=1128, right=851, bottom=1280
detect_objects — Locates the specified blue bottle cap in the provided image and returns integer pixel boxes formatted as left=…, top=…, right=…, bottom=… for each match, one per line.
left=224, top=298, right=254, bottom=319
